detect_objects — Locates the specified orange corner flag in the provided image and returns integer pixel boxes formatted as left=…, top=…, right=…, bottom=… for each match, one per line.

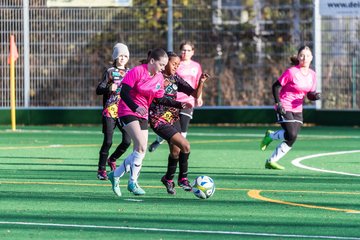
left=8, top=35, right=19, bottom=64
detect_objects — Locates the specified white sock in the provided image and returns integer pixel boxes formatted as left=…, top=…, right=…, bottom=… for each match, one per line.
left=268, top=142, right=291, bottom=163
left=270, top=130, right=285, bottom=140
left=181, top=132, right=187, bottom=138
left=114, top=152, right=133, bottom=178
left=129, top=151, right=145, bottom=183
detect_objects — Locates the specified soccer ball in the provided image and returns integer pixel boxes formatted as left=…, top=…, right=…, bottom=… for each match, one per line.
left=192, top=175, right=215, bottom=199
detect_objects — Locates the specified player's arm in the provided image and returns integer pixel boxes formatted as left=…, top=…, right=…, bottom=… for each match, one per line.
left=153, top=97, right=189, bottom=109
left=120, top=83, right=139, bottom=112
left=177, top=73, right=209, bottom=99
left=272, top=80, right=286, bottom=115
left=192, top=73, right=209, bottom=99
left=96, top=69, right=112, bottom=95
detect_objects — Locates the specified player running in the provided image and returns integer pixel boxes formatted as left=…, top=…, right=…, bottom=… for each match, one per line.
left=260, top=45, right=321, bottom=170
left=149, top=51, right=209, bottom=194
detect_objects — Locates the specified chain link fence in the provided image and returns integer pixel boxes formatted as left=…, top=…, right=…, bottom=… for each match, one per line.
left=0, top=0, right=359, bottom=110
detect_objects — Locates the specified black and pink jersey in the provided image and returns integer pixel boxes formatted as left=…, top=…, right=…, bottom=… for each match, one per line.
left=149, top=73, right=194, bottom=128
left=96, top=67, right=128, bottom=118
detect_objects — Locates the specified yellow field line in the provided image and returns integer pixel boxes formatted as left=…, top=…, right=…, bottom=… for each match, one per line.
left=218, top=187, right=360, bottom=195
left=247, top=190, right=360, bottom=213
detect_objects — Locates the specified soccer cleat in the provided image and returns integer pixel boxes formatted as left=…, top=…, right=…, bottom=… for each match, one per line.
left=107, top=158, right=117, bottom=171
left=260, top=130, right=274, bottom=151
left=265, top=161, right=285, bottom=170
left=127, top=181, right=146, bottom=195
left=108, top=171, right=121, bottom=196
left=161, top=176, right=176, bottom=195
left=97, top=170, right=108, bottom=180
left=178, top=178, right=192, bottom=192
left=148, top=141, right=161, bottom=152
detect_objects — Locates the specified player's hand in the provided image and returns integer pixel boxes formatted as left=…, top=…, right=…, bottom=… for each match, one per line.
left=307, top=91, right=321, bottom=101
left=136, top=106, right=147, bottom=116
left=181, top=102, right=192, bottom=109
left=199, top=73, right=210, bottom=83
left=275, top=102, right=286, bottom=116
left=196, top=98, right=203, bottom=107
left=110, top=83, right=117, bottom=92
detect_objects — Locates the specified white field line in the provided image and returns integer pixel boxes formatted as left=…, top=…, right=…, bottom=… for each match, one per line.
left=292, top=150, right=360, bottom=177
left=0, top=221, right=359, bottom=239
left=1, top=129, right=359, bottom=139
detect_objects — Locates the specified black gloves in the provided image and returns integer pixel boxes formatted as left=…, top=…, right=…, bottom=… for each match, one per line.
left=307, top=91, right=321, bottom=101
left=275, top=102, right=286, bottom=116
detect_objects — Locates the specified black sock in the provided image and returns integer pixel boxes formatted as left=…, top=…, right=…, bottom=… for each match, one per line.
left=165, top=155, right=178, bottom=180
left=178, top=152, right=190, bottom=179
left=98, top=152, right=108, bottom=171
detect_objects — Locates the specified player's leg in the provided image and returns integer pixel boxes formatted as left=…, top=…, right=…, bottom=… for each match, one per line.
left=148, top=134, right=166, bottom=152
left=260, top=129, right=285, bottom=151
left=152, top=123, right=180, bottom=194
left=108, top=123, right=131, bottom=171
left=97, top=116, right=116, bottom=180
left=265, top=112, right=302, bottom=170
left=170, top=120, right=192, bottom=191
left=122, top=118, right=148, bottom=195
left=109, top=116, right=147, bottom=196
left=179, top=108, right=193, bottom=138
left=161, top=143, right=180, bottom=195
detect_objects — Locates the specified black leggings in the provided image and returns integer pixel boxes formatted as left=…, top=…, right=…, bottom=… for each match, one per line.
left=279, top=111, right=303, bottom=147
left=98, top=116, right=131, bottom=170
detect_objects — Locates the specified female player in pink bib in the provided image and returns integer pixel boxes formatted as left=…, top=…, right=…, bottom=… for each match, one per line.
left=260, top=45, right=321, bottom=170
left=108, top=48, right=190, bottom=196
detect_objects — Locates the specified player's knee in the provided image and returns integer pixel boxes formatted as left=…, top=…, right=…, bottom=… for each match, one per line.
left=104, top=140, right=113, bottom=149
left=134, top=144, right=147, bottom=154
left=170, top=149, right=180, bottom=159
left=285, top=131, right=297, bottom=146
left=181, top=141, right=190, bottom=153
left=121, top=141, right=131, bottom=149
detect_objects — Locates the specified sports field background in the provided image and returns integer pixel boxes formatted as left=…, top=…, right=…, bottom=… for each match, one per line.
left=0, top=125, right=359, bottom=239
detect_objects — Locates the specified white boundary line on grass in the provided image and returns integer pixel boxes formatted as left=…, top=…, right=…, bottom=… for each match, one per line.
left=0, top=221, right=359, bottom=239
left=292, top=150, right=360, bottom=177
left=2, top=128, right=360, bottom=139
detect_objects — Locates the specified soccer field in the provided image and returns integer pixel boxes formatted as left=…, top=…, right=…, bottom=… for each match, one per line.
left=0, top=125, right=359, bottom=240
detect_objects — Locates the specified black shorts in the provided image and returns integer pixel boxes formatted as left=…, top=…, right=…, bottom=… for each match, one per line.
left=119, top=115, right=148, bottom=130
left=151, top=121, right=181, bottom=141
left=276, top=111, right=303, bottom=124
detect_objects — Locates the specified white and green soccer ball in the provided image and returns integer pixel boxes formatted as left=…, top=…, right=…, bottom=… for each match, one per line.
left=192, top=175, right=215, bottom=199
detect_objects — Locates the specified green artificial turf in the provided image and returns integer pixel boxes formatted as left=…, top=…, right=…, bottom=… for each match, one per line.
left=0, top=125, right=359, bottom=240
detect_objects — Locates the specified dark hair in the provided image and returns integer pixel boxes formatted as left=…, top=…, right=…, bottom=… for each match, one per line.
left=139, top=48, right=167, bottom=64
left=149, top=48, right=167, bottom=61
left=166, top=51, right=178, bottom=59
left=139, top=50, right=152, bottom=64
left=179, top=40, right=195, bottom=51
left=290, top=45, right=312, bottom=65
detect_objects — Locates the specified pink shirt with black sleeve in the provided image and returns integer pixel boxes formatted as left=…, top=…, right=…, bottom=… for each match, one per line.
left=176, top=60, right=202, bottom=107
left=117, top=64, right=165, bottom=120
left=278, top=65, right=317, bottom=113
